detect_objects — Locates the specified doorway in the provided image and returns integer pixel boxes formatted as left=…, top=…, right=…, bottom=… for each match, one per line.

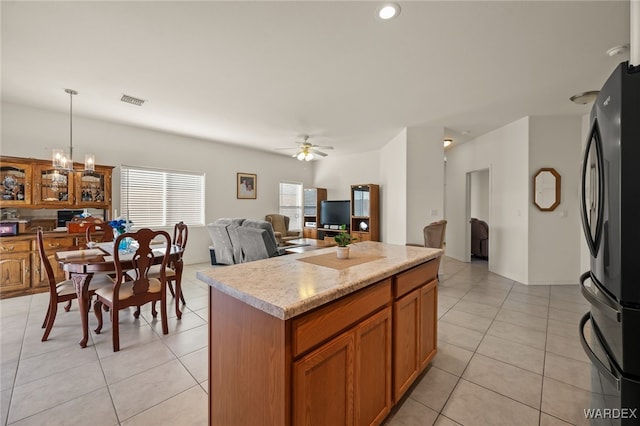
left=465, top=168, right=490, bottom=265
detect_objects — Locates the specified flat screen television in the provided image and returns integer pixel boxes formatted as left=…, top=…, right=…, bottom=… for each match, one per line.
left=320, top=200, right=350, bottom=228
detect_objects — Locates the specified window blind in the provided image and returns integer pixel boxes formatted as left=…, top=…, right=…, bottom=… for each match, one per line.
left=121, top=165, right=205, bottom=228
left=279, top=181, right=303, bottom=230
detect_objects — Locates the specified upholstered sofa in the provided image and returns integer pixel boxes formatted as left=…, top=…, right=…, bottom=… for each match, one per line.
left=207, top=218, right=292, bottom=265
left=470, top=218, right=489, bottom=258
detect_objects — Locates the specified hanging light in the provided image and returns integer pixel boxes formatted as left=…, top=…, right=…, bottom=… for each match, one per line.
left=52, top=89, right=95, bottom=172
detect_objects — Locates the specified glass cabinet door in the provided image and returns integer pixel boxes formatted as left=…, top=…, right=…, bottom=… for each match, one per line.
left=0, top=161, right=32, bottom=207
left=74, top=168, right=111, bottom=208
left=33, top=165, right=74, bottom=206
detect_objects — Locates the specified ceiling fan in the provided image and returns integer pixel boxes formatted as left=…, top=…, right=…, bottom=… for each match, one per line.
left=275, top=136, right=334, bottom=161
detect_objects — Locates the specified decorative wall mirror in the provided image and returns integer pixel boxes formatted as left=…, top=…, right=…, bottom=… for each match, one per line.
left=533, top=168, right=561, bottom=211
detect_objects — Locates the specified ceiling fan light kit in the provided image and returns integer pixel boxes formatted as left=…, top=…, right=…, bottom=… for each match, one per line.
left=276, top=135, right=334, bottom=161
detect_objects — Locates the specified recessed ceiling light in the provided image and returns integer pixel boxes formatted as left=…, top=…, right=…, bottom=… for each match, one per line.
left=443, top=139, right=452, bottom=148
left=378, top=3, right=400, bottom=20
left=570, top=91, right=599, bottom=105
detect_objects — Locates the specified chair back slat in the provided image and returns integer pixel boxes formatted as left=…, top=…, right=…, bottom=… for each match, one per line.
left=35, top=227, right=57, bottom=291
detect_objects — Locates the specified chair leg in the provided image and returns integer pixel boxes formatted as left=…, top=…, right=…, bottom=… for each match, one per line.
left=94, top=300, right=104, bottom=334
left=134, top=306, right=141, bottom=319
left=41, top=302, right=58, bottom=342
left=172, top=278, right=184, bottom=320
left=42, top=304, right=51, bottom=329
left=160, top=296, right=168, bottom=335
left=151, top=300, right=158, bottom=318
left=167, top=282, right=176, bottom=298
left=64, top=300, right=72, bottom=312
left=112, top=310, right=120, bottom=352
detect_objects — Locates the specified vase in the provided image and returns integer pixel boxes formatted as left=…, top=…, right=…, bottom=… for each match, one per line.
left=336, top=246, right=350, bottom=259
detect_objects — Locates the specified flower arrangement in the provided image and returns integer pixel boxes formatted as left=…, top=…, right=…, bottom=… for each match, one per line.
left=109, top=218, right=132, bottom=235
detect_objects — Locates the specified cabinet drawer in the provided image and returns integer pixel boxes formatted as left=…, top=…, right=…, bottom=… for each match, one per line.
left=38, top=237, right=75, bottom=252
left=0, top=240, right=31, bottom=253
left=292, top=279, right=391, bottom=357
left=394, top=260, right=438, bottom=299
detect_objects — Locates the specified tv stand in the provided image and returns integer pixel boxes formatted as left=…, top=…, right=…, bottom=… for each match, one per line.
left=317, top=228, right=348, bottom=240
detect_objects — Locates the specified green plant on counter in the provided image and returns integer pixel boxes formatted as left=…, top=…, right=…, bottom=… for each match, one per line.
left=334, top=232, right=356, bottom=247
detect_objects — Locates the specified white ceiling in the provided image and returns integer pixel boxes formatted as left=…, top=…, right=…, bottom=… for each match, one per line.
left=1, top=1, right=631, bottom=157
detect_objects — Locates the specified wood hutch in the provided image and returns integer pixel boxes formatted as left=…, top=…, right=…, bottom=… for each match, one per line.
left=302, top=187, right=327, bottom=239
left=0, top=155, right=113, bottom=299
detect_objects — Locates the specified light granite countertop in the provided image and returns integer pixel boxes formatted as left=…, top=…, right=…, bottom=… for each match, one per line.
left=196, top=241, right=442, bottom=320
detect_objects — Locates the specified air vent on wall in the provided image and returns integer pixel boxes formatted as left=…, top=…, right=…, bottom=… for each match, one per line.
left=120, top=94, right=146, bottom=106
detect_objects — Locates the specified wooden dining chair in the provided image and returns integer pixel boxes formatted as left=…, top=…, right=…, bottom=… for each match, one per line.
left=36, top=227, right=113, bottom=342
left=135, top=222, right=188, bottom=319
left=93, top=228, right=172, bottom=352
left=85, top=222, right=114, bottom=243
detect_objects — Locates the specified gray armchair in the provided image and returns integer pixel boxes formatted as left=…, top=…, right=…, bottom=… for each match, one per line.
left=207, top=218, right=285, bottom=264
left=470, top=218, right=489, bottom=258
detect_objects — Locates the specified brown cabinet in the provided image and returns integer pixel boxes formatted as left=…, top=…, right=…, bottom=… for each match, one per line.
left=0, top=240, right=31, bottom=294
left=351, top=184, right=379, bottom=242
left=0, top=155, right=113, bottom=211
left=303, top=187, right=327, bottom=240
left=0, top=160, right=32, bottom=207
left=392, top=261, right=439, bottom=401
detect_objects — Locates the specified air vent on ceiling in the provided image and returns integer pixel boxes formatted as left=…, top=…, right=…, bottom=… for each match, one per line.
left=120, top=94, right=146, bottom=106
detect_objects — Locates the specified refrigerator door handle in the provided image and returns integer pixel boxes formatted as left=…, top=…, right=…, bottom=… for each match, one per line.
left=579, top=271, right=621, bottom=322
left=579, top=312, right=622, bottom=391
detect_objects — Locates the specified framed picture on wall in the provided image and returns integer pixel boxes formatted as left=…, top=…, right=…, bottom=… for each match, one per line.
left=237, top=173, right=257, bottom=199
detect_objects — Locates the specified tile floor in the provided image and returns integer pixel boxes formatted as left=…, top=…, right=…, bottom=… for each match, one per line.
left=0, top=257, right=601, bottom=425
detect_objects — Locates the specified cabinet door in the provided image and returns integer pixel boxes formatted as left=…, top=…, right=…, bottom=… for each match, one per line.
left=0, top=252, right=31, bottom=295
left=303, top=228, right=317, bottom=239
left=0, top=160, right=32, bottom=207
left=355, top=307, right=392, bottom=426
left=393, top=287, right=420, bottom=401
left=419, top=280, right=438, bottom=370
left=74, top=167, right=111, bottom=208
left=294, top=331, right=355, bottom=426
left=33, top=165, right=74, bottom=206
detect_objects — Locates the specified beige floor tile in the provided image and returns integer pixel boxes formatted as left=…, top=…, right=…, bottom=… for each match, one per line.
left=431, top=342, right=474, bottom=377
left=8, top=387, right=117, bottom=426
left=511, top=284, right=551, bottom=298
left=547, top=318, right=584, bottom=339
left=433, top=415, right=462, bottom=426
left=546, top=332, right=590, bottom=363
left=544, top=352, right=594, bottom=392
left=438, top=287, right=470, bottom=300
left=162, top=324, right=208, bottom=357
left=462, top=353, right=542, bottom=409
left=549, top=298, right=590, bottom=315
left=442, top=379, right=539, bottom=426
left=1, top=388, right=10, bottom=426
left=180, top=347, right=208, bottom=383
left=100, top=339, right=177, bottom=385
left=476, top=334, right=545, bottom=374
left=548, top=307, right=586, bottom=325
left=147, top=310, right=207, bottom=336
left=506, top=291, right=550, bottom=307
left=438, top=294, right=460, bottom=312
left=109, top=358, right=197, bottom=421
left=539, top=412, right=573, bottom=426
left=201, top=380, right=208, bottom=394
left=449, top=300, right=499, bottom=319
left=486, top=320, right=546, bottom=350
left=500, top=299, right=549, bottom=319
left=437, top=322, right=484, bottom=352
left=386, top=397, right=439, bottom=426
left=541, top=377, right=606, bottom=426
left=92, top=322, right=162, bottom=358
left=409, top=367, right=459, bottom=412
left=120, top=385, right=207, bottom=426
left=1, top=359, right=18, bottom=392
left=8, top=360, right=107, bottom=423
left=495, top=308, right=548, bottom=332
left=440, top=309, right=493, bottom=333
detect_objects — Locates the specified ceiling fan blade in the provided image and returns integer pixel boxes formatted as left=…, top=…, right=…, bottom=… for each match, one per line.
left=314, top=150, right=329, bottom=157
left=274, top=147, right=296, bottom=150
left=312, top=145, right=334, bottom=150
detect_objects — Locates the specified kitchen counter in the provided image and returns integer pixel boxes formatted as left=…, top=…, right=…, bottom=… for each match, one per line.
left=196, top=241, right=442, bottom=320
left=198, top=241, right=443, bottom=426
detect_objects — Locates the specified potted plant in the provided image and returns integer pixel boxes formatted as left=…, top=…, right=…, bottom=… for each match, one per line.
left=333, top=232, right=356, bottom=259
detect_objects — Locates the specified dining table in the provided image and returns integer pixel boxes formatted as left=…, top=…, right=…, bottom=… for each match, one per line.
left=56, top=241, right=183, bottom=348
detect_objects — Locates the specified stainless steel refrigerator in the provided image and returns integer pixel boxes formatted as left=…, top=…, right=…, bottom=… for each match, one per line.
left=580, top=61, right=640, bottom=425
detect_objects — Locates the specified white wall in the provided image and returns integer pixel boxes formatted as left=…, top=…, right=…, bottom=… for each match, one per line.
left=470, top=169, right=490, bottom=222
left=1, top=102, right=314, bottom=264
left=379, top=130, right=407, bottom=244
left=313, top=150, right=380, bottom=201
left=406, top=127, right=445, bottom=246
left=528, top=116, right=582, bottom=285
left=445, top=117, right=530, bottom=284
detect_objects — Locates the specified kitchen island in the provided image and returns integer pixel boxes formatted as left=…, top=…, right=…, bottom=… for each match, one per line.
left=196, top=241, right=442, bottom=426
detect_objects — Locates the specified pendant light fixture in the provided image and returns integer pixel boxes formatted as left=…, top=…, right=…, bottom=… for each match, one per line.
left=52, top=89, right=95, bottom=172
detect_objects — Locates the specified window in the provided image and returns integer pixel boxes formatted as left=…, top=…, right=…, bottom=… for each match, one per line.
left=279, top=181, right=303, bottom=230
left=121, top=165, right=205, bottom=228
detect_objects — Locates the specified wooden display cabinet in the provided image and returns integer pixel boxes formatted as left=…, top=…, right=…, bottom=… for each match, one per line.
left=33, top=164, right=74, bottom=207
left=74, top=167, right=112, bottom=208
left=0, top=160, right=32, bottom=208
left=351, top=184, right=379, bottom=242
left=303, top=187, right=327, bottom=240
